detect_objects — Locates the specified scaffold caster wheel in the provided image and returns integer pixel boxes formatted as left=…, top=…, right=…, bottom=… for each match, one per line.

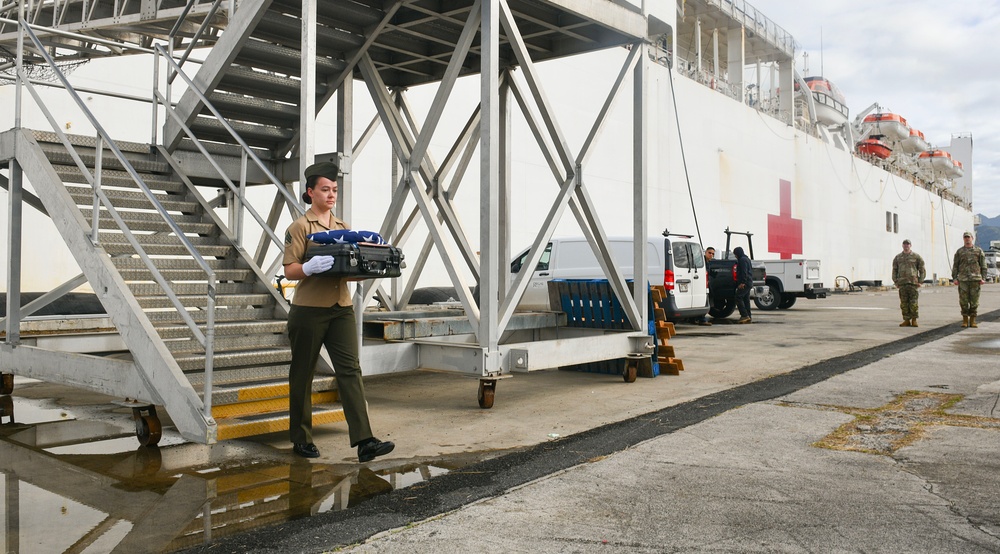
left=1, top=373, right=13, bottom=395
left=0, top=395, right=13, bottom=422
left=132, top=406, right=162, bottom=447
left=623, top=359, right=638, bottom=383
left=478, top=380, right=496, bottom=409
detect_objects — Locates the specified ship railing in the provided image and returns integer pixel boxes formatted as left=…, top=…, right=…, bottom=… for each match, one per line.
left=706, top=0, right=798, bottom=56
left=668, top=53, right=793, bottom=126
left=9, top=16, right=219, bottom=419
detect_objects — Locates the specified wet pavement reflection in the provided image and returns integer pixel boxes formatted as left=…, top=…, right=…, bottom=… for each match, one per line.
left=0, top=394, right=477, bottom=553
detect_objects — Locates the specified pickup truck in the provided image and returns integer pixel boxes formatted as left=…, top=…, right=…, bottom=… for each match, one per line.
left=706, top=228, right=828, bottom=312
left=752, top=258, right=829, bottom=310
left=706, top=229, right=767, bottom=319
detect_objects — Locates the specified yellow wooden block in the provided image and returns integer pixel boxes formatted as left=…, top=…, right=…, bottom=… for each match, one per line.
left=661, top=362, right=681, bottom=376
left=651, top=288, right=664, bottom=303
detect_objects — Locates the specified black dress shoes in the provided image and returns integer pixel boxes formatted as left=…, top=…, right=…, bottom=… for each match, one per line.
left=358, top=438, right=395, bottom=462
left=293, top=443, right=321, bottom=458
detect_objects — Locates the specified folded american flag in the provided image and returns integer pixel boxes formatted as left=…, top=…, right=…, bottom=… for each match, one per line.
left=307, top=229, right=387, bottom=245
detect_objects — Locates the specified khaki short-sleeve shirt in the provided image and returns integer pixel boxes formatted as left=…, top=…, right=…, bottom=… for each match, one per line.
left=283, top=211, right=353, bottom=307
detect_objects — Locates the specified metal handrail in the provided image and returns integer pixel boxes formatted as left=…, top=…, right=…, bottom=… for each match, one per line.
left=0, top=15, right=155, bottom=53
left=155, top=45, right=302, bottom=213
left=16, top=18, right=218, bottom=417
left=167, top=0, right=223, bottom=85
left=153, top=43, right=304, bottom=220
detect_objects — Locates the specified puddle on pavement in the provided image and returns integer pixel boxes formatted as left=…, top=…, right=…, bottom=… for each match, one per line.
left=951, top=334, right=1000, bottom=354
left=969, top=338, right=1000, bottom=350
left=0, top=394, right=494, bottom=553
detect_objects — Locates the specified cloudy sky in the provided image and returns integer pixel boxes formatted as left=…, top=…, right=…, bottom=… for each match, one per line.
left=745, top=0, right=1000, bottom=219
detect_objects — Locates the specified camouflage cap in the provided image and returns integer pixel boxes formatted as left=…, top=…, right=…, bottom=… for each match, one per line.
left=902, top=239, right=911, bottom=245
left=963, top=231, right=973, bottom=238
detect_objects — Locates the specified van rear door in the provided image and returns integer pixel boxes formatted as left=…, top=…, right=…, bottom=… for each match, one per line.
left=670, top=241, right=708, bottom=310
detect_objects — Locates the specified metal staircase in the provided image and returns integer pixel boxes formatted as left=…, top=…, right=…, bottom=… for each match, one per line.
left=3, top=0, right=658, bottom=442
left=7, top=126, right=345, bottom=444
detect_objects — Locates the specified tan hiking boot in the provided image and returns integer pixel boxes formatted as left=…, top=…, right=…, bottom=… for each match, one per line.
left=738, top=317, right=751, bottom=324
left=970, top=316, right=978, bottom=328
left=910, top=319, right=918, bottom=327
left=899, top=319, right=911, bottom=327
left=962, top=316, right=969, bottom=328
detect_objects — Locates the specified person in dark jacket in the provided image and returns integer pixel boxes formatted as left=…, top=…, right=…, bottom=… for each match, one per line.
left=734, top=246, right=753, bottom=324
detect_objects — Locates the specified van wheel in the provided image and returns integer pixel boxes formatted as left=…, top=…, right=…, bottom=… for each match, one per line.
left=709, top=297, right=736, bottom=319
left=778, top=295, right=797, bottom=309
left=409, top=287, right=458, bottom=305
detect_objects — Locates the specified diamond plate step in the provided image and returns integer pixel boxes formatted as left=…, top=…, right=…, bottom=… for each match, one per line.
left=68, top=187, right=200, bottom=212
left=83, top=214, right=217, bottom=234
left=214, top=404, right=345, bottom=442
left=146, top=307, right=272, bottom=324
left=212, top=391, right=337, bottom=421
left=105, top=241, right=234, bottom=257
left=205, top=91, right=299, bottom=127
left=32, top=130, right=153, bottom=154
left=157, top=319, right=287, bottom=340
left=184, top=363, right=289, bottom=387
left=176, top=348, right=291, bottom=371
left=41, top=147, right=170, bottom=173
left=165, top=331, right=287, bottom=354
left=113, top=257, right=237, bottom=270
left=210, top=376, right=336, bottom=406
left=137, top=293, right=273, bottom=310
left=234, top=39, right=347, bottom=77
left=189, top=116, right=294, bottom=148
left=55, top=167, right=186, bottom=193
left=129, top=281, right=257, bottom=296
left=117, top=268, right=253, bottom=282
left=216, top=65, right=328, bottom=102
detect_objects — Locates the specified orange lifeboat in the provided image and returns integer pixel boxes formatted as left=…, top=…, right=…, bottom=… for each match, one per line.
left=918, top=150, right=955, bottom=173
left=863, top=113, right=909, bottom=141
left=857, top=137, right=892, bottom=159
left=951, top=159, right=964, bottom=178
left=799, top=76, right=849, bottom=125
left=900, top=128, right=929, bottom=154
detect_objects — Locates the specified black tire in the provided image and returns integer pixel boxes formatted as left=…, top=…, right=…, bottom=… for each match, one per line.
left=709, top=296, right=736, bottom=319
left=754, top=283, right=782, bottom=310
left=408, top=286, right=458, bottom=305
left=778, top=295, right=797, bottom=309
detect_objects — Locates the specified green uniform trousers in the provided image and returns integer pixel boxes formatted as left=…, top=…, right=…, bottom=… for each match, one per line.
left=898, top=284, right=919, bottom=320
left=287, top=304, right=372, bottom=446
left=957, top=280, right=982, bottom=317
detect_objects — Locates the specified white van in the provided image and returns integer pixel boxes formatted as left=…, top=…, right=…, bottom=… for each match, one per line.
left=511, top=235, right=709, bottom=321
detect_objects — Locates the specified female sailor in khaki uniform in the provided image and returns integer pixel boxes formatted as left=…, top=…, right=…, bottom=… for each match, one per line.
left=282, top=161, right=394, bottom=462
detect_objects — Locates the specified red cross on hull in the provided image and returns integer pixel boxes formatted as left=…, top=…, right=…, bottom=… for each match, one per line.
left=767, top=179, right=802, bottom=260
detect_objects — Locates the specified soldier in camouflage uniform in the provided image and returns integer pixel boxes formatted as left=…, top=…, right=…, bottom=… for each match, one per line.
left=952, top=231, right=988, bottom=328
left=892, top=239, right=925, bottom=327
